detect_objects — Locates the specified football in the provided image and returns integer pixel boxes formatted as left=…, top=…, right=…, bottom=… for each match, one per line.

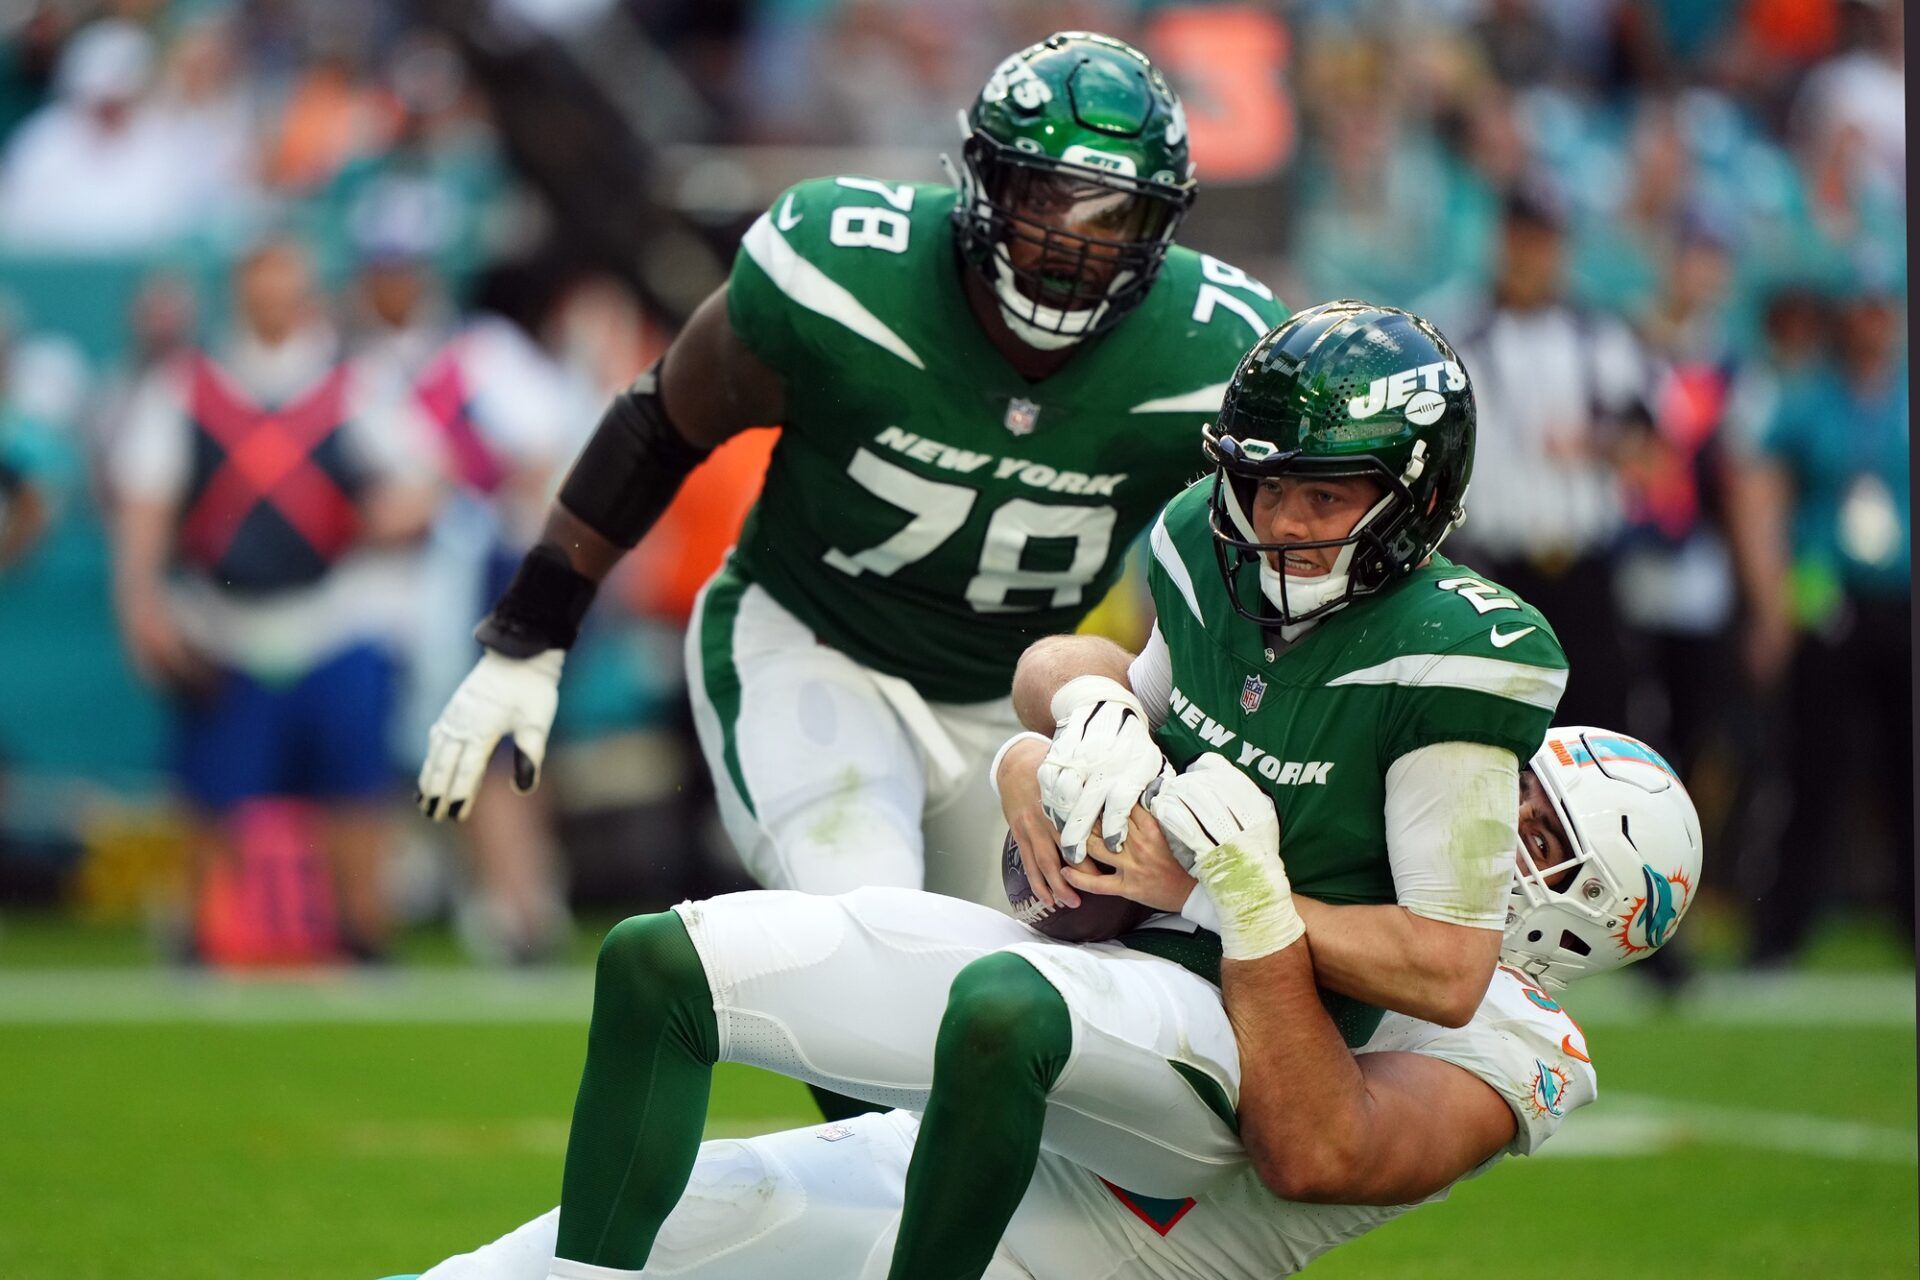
left=1002, top=829, right=1153, bottom=943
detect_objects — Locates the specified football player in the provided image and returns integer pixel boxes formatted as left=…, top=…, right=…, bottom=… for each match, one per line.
left=451, top=302, right=1592, bottom=1280
left=415, top=32, right=1286, bottom=911
left=399, top=725, right=1702, bottom=1280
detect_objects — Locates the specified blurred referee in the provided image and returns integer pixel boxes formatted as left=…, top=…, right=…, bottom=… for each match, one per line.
left=1448, top=181, right=1656, bottom=732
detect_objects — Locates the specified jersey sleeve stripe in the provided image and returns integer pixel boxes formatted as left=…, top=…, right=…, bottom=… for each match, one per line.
left=1150, top=508, right=1206, bottom=624
left=1326, top=654, right=1569, bottom=712
left=1129, top=381, right=1231, bottom=415
left=739, top=213, right=926, bottom=370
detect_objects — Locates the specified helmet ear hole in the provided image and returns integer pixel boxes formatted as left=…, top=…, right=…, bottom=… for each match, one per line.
left=1558, top=931, right=1592, bottom=956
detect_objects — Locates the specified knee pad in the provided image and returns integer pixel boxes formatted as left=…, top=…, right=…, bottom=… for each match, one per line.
left=594, top=912, right=716, bottom=1056
left=939, top=953, right=1072, bottom=1088
left=598, top=912, right=703, bottom=990
left=760, top=791, right=925, bottom=891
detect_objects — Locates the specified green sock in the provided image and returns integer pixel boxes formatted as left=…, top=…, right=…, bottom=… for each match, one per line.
left=888, top=953, right=1071, bottom=1280
left=552, top=911, right=719, bottom=1269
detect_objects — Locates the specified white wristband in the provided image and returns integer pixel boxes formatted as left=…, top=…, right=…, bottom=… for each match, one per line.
left=1193, top=840, right=1305, bottom=962
left=989, top=731, right=1052, bottom=801
left=1049, top=674, right=1143, bottom=727
left=1180, top=881, right=1222, bottom=933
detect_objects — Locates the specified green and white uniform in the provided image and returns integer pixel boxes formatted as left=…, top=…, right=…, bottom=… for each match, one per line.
left=687, top=175, right=1284, bottom=902
left=421, top=921, right=1594, bottom=1280
left=1120, top=478, right=1569, bottom=1038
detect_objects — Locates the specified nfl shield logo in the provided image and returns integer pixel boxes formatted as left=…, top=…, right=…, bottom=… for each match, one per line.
left=1240, top=673, right=1267, bottom=714
left=1004, top=397, right=1040, bottom=436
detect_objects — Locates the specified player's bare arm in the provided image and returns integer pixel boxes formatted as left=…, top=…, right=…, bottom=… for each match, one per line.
left=995, top=734, right=1081, bottom=910
left=1009, top=632, right=1135, bottom=732
left=1151, top=755, right=1518, bottom=1203
left=1284, top=739, right=1522, bottom=1025
left=1067, top=800, right=1503, bottom=1026
left=1224, top=938, right=1517, bottom=1204
left=417, top=283, right=785, bottom=819
left=1292, top=897, right=1502, bottom=1027
left=540, top=284, right=785, bottom=580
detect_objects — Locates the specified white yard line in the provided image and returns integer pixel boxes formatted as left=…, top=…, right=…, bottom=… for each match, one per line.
left=1542, top=1092, right=1918, bottom=1165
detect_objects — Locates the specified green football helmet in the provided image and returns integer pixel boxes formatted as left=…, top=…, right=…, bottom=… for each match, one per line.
left=1203, top=300, right=1476, bottom=627
left=951, top=32, right=1195, bottom=349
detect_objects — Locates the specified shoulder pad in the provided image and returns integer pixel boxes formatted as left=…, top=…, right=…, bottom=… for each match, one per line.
left=1363, top=565, right=1562, bottom=664
left=747, top=176, right=945, bottom=263
left=1145, top=480, right=1220, bottom=625
left=731, top=177, right=949, bottom=373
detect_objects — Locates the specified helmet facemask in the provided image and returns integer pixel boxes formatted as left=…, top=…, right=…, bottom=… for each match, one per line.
left=955, top=128, right=1191, bottom=349
left=1205, top=427, right=1441, bottom=629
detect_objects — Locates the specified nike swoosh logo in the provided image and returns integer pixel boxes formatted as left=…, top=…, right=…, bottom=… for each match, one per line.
left=776, top=194, right=802, bottom=231
left=1561, top=1034, right=1590, bottom=1063
left=1490, top=624, right=1537, bottom=649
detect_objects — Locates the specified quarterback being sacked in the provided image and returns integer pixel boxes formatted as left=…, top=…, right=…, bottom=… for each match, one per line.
left=400, top=727, right=1703, bottom=1280
left=416, top=32, right=1286, bottom=908
left=420, top=305, right=1595, bottom=1280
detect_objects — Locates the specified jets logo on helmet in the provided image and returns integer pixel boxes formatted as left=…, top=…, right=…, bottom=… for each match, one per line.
left=1504, top=726, right=1705, bottom=988
left=950, top=32, right=1195, bottom=351
left=1202, top=301, right=1476, bottom=627
left=1346, top=359, right=1468, bottom=422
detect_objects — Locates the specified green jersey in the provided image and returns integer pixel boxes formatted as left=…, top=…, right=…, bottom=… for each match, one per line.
left=725, top=176, right=1287, bottom=703
left=1146, top=480, right=1569, bottom=909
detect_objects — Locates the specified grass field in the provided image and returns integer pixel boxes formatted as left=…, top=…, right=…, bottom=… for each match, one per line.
left=1, top=919, right=1914, bottom=1279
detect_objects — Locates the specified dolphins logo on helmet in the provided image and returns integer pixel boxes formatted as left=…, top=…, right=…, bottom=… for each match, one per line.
left=1614, top=865, right=1694, bottom=957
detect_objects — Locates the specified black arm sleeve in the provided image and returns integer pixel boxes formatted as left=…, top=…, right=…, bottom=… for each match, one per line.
left=557, top=368, right=713, bottom=549
left=474, top=370, right=712, bottom=657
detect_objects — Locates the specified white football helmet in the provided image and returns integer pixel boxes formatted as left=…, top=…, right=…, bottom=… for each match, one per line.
left=1503, top=726, right=1704, bottom=988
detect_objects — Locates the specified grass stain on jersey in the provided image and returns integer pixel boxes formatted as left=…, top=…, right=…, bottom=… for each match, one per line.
left=1439, top=746, right=1521, bottom=920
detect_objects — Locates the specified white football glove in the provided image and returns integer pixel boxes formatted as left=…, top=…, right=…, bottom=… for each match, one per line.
left=417, top=649, right=564, bottom=821
left=1037, top=675, right=1171, bottom=864
left=1149, top=754, right=1301, bottom=960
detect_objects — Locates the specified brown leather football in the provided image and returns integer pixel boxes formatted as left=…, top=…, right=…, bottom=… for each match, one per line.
left=1002, top=829, right=1152, bottom=943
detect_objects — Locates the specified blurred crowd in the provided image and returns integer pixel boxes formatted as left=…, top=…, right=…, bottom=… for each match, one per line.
left=0, top=0, right=1906, bottom=972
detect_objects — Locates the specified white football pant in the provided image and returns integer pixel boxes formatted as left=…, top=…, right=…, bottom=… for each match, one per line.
left=686, top=572, right=1019, bottom=908
left=419, top=1110, right=1221, bottom=1280
left=675, top=887, right=1246, bottom=1196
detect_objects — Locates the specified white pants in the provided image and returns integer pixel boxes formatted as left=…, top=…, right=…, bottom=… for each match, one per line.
left=684, top=571, right=1019, bottom=909
left=413, top=893, right=1566, bottom=1280
left=418, top=1111, right=1221, bottom=1280
left=677, top=887, right=1246, bottom=1197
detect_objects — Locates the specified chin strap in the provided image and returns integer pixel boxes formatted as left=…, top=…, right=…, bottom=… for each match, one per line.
left=989, top=253, right=1101, bottom=350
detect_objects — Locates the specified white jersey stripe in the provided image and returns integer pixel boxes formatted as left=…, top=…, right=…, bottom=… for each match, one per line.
left=739, top=214, right=925, bottom=370
left=1129, top=381, right=1231, bottom=415
left=1327, top=653, right=1569, bottom=711
left=1150, top=508, right=1205, bottom=624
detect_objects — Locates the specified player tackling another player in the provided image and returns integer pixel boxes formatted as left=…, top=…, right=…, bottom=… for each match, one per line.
left=391, top=297, right=1659, bottom=1280
left=416, top=32, right=1286, bottom=910
left=401, top=28, right=1705, bottom=1280
left=399, top=723, right=1701, bottom=1280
